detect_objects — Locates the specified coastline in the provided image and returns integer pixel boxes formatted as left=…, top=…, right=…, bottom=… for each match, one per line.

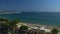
left=16, top=22, right=60, bottom=32
left=17, top=22, right=60, bottom=29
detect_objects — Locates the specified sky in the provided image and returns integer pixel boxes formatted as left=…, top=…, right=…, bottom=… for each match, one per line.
left=0, top=0, right=60, bottom=12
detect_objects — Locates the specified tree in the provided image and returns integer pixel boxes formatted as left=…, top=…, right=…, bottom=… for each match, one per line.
left=9, top=19, right=20, bottom=34
left=0, top=18, right=20, bottom=34
left=51, top=28, right=59, bottom=34
left=20, top=25, right=28, bottom=30
left=19, top=25, right=28, bottom=33
left=0, top=18, right=9, bottom=21
left=11, top=19, right=20, bottom=26
left=0, top=18, right=10, bottom=34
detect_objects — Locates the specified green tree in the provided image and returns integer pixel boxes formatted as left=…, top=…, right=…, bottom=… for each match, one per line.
left=0, top=18, right=11, bottom=33
left=0, top=18, right=9, bottom=21
left=19, top=25, right=28, bottom=34
left=0, top=18, right=10, bottom=28
left=11, top=19, right=20, bottom=26
left=51, top=28, right=59, bottom=34
left=20, top=25, right=28, bottom=30
left=0, top=18, right=20, bottom=34
left=9, top=19, right=20, bottom=34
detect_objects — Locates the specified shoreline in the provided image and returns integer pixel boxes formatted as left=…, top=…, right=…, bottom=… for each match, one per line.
left=17, top=22, right=60, bottom=32
left=18, top=22, right=60, bottom=29
left=20, top=22, right=60, bottom=27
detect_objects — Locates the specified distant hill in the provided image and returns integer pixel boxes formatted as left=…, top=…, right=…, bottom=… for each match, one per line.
left=0, top=11, right=21, bottom=14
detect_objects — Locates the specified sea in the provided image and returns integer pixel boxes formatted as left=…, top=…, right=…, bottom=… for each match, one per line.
left=0, top=12, right=60, bottom=26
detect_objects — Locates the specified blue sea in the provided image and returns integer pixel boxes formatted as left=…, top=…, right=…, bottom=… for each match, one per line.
left=0, top=12, right=60, bottom=26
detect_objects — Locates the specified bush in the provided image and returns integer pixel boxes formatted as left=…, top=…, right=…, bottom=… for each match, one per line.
left=20, top=25, right=28, bottom=30
left=51, top=28, right=59, bottom=34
